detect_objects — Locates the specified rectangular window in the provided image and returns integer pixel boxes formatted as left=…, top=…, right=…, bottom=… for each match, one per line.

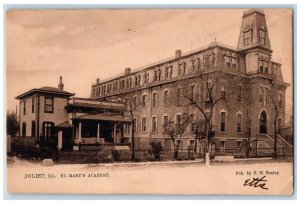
left=260, top=30, right=266, bottom=45
left=232, top=58, right=237, bottom=68
left=32, top=97, right=35, bottom=113
left=165, top=66, right=173, bottom=79
left=154, top=70, right=158, bottom=81
left=141, top=95, right=147, bottom=107
left=225, top=56, right=230, bottom=67
left=190, top=140, right=195, bottom=147
left=192, top=58, right=200, bottom=71
left=244, top=30, right=252, bottom=46
left=177, top=64, right=182, bottom=76
left=176, top=114, right=182, bottom=124
left=259, top=60, right=264, bottom=73
left=133, top=96, right=137, bottom=110
left=163, top=115, right=169, bottom=125
left=23, top=100, right=26, bottom=115
left=163, top=90, right=169, bottom=106
left=263, top=61, right=268, bottom=73
left=190, top=85, right=195, bottom=101
left=221, top=112, right=226, bottom=132
left=141, top=117, right=147, bottom=132
left=144, top=72, right=149, bottom=83
left=44, top=97, right=54, bottom=113
left=237, top=114, right=242, bottom=133
left=43, top=122, right=54, bottom=139
left=152, top=116, right=157, bottom=133
left=181, top=62, right=186, bottom=75
left=152, top=92, right=158, bottom=107
left=124, top=124, right=129, bottom=134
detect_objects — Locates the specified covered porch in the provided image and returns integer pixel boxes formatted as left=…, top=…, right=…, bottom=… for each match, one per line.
left=71, top=113, right=131, bottom=151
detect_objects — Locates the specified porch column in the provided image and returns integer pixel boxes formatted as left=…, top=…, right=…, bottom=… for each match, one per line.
left=58, top=130, right=63, bottom=150
left=113, top=123, right=117, bottom=144
left=97, top=123, right=100, bottom=143
left=79, top=122, right=82, bottom=143
left=129, top=123, right=132, bottom=139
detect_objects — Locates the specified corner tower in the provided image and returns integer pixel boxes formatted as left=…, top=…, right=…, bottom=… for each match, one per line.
left=237, top=9, right=273, bottom=74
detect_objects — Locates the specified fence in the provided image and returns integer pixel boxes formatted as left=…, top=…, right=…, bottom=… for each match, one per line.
left=10, top=142, right=293, bottom=164
left=212, top=147, right=293, bottom=158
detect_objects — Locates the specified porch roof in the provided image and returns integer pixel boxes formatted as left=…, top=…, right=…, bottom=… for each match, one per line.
left=56, top=121, right=73, bottom=129
left=72, top=113, right=131, bottom=123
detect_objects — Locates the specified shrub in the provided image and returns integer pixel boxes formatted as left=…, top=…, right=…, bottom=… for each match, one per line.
left=150, top=141, right=163, bottom=161
left=112, top=150, right=120, bottom=161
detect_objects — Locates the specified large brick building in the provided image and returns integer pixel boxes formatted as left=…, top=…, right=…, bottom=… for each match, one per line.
left=15, top=9, right=292, bottom=156
left=89, top=9, right=291, bottom=153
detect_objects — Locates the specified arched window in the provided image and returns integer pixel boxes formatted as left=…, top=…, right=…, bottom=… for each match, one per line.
left=220, top=111, right=227, bottom=132
left=259, top=87, right=264, bottom=103
left=259, top=111, right=268, bottom=134
left=278, top=92, right=283, bottom=107
left=221, top=86, right=226, bottom=99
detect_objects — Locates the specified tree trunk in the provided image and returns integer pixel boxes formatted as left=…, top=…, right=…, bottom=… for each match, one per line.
left=273, top=121, right=278, bottom=159
left=246, top=127, right=251, bottom=158
left=204, top=127, right=210, bottom=165
left=131, top=122, right=135, bottom=161
left=174, top=143, right=178, bottom=159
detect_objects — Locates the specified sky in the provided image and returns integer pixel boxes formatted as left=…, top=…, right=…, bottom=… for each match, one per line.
left=6, top=8, right=293, bottom=120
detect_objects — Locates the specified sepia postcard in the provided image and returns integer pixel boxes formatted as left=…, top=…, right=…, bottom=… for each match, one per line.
left=5, top=8, right=294, bottom=195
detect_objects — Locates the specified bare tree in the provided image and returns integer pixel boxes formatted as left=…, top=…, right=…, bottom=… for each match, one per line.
left=179, top=70, right=234, bottom=164
left=268, top=87, right=281, bottom=159
left=163, top=113, right=191, bottom=159
left=124, top=96, right=137, bottom=160
left=239, top=84, right=254, bottom=158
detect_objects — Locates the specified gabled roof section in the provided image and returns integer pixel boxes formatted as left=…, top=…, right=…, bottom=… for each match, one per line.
left=15, top=86, right=75, bottom=99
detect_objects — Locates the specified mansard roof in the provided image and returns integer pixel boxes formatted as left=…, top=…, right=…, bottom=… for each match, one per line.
left=92, top=42, right=238, bottom=86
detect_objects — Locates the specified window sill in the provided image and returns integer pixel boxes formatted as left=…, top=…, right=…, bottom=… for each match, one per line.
left=220, top=132, right=228, bottom=134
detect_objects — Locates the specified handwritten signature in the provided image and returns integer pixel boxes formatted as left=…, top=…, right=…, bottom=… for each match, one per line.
left=244, top=176, right=268, bottom=190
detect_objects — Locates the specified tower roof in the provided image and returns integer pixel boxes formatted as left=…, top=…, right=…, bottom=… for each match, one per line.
left=237, top=9, right=271, bottom=52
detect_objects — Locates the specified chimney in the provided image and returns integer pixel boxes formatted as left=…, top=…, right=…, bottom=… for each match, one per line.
left=96, top=78, right=100, bottom=85
left=58, top=76, right=64, bottom=90
left=125, top=68, right=131, bottom=75
left=175, top=50, right=182, bottom=58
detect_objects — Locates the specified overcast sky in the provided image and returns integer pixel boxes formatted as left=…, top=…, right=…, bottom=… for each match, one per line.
left=6, top=8, right=293, bottom=120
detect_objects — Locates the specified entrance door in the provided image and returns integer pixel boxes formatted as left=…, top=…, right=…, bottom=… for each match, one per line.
left=62, top=129, right=73, bottom=151
left=259, top=111, right=268, bottom=134
left=100, top=121, right=114, bottom=143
